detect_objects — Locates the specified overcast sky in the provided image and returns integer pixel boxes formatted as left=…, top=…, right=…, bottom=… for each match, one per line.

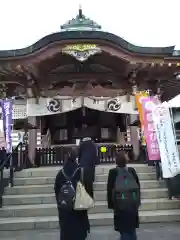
left=0, top=0, right=179, bottom=50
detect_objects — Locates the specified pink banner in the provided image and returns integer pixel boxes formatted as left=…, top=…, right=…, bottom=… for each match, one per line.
left=141, top=97, right=160, bottom=160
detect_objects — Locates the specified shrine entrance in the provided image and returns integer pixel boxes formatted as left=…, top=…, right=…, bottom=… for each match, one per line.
left=41, top=107, right=127, bottom=145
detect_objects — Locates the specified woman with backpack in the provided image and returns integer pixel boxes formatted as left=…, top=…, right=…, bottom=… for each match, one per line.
left=54, top=148, right=90, bottom=240
left=107, top=151, right=141, bottom=240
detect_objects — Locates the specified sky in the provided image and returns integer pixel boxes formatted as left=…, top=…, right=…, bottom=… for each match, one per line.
left=0, top=0, right=180, bottom=50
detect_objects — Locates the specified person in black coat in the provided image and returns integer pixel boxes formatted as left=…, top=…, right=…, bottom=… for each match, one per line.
left=54, top=148, right=90, bottom=240
left=107, top=151, right=140, bottom=240
left=78, top=137, right=97, bottom=199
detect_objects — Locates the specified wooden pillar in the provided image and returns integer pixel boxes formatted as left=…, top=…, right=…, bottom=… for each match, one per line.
left=117, top=129, right=126, bottom=144
left=28, top=118, right=37, bottom=164
left=129, top=114, right=140, bottom=158
left=28, top=116, right=37, bottom=165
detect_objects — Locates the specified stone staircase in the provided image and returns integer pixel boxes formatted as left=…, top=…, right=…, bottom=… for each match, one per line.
left=0, top=164, right=180, bottom=231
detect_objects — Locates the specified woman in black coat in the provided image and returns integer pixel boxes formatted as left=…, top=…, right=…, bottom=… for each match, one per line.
left=54, top=149, right=90, bottom=240
left=78, top=137, right=97, bottom=199
left=107, top=152, right=140, bottom=240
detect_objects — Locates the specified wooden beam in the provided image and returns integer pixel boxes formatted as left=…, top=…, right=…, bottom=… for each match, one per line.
left=23, top=64, right=41, bottom=79
left=15, top=64, right=40, bottom=102
left=48, top=72, right=122, bottom=78
left=0, top=64, right=23, bottom=76
left=41, top=88, right=127, bottom=97
left=122, top=63, right=139, bottom=78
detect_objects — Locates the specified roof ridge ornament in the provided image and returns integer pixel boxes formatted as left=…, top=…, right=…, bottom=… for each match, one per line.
left=78, top=4, right=83, bottom=19
left=60, top=6, right=101, bottom=31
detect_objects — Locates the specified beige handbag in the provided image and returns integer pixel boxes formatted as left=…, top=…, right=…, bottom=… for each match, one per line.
left=74, top=168, right=94, bottom=210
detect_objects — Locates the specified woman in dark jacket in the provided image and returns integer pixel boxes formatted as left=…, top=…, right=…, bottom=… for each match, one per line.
left=54, top=148, right=90, bottom=240
left=79, top=137, right=97, bottom=199
left=107, top=151, right=140, bottom=240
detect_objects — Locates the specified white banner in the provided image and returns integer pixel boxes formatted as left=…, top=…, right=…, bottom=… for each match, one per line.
left=27, top=97, right=82, bottom=116
left=152, top=102, right=180, bottom=178
left=84, top=96, right=137, bottom=114
left=27, top=95, right=137, bottom=117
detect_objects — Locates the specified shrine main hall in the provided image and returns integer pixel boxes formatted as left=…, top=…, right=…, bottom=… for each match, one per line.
left=1, top=7, right=180, bottom=164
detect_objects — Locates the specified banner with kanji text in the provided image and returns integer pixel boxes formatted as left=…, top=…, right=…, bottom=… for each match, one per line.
left=135, top=91, right=149, bottom=127
left=152, top=102, right=180, bottom=178
left=141, top=97, right=160, bottom=160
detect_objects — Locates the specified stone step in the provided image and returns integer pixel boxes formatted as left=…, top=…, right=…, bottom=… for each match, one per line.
left=13, top=172, right=157, bottom=186
left=13, top=164, right=155, bottom=178
left=0, top=199, right=179, bottom=218
left=4, top=180, right=165, bottom=195
left=96, top=172, right=156, bottom=181
left=1, top=210, right=180, bottom=231
left=2, top=189, right=168, bottom=206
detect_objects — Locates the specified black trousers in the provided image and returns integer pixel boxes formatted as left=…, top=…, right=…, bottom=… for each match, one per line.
left=82, top=168, right=94, bottom=199
left=83, top=180, right=94, bottom=199
left=82, top=170, right=94, bottom=233
left=166, top=178, right=173, bottom=199
left=155, top=161, right=163, bottom=180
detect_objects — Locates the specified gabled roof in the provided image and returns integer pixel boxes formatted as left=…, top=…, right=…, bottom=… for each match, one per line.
left=0, top=7, right=178, bottom=59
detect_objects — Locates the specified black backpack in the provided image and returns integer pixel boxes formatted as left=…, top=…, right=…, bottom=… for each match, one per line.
left=57, top=168, right=79, bottom=210
left=113, top=167, right=140, bottom=211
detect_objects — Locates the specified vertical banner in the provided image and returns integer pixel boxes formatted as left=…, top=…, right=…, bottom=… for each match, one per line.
left=0, top=119, right=6, bottom=148
left=135, top=91, right=149, bottom=126
left=135, top=91, right=149, bottom=146
left=141, top=97, right=160, bottom=160
left=152, top=102, right=180, bottom=178
left=1, top=99, right=13, bottom=153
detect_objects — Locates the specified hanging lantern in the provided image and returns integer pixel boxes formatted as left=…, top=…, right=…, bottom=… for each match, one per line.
left=82, top=106, right=86, bottom=116
left=132, top=85, right=137, bottom=94
left=126, top=93, right=131, bottom=102
left=151, top=62, right=155, bottom=67
left=160, top=62, right=164, bottom=67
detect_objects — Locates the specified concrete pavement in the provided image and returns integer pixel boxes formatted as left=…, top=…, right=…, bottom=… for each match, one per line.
left=1, top=223, right=180, bottom=239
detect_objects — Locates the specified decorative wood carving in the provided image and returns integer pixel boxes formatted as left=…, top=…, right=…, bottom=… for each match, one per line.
left=62, top=44, right=101, bottom=62
left=41, top=84, right=128, bottom=97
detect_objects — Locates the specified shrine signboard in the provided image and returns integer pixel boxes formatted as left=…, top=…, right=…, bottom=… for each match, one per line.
left=141, top=97, right=160, bottom=161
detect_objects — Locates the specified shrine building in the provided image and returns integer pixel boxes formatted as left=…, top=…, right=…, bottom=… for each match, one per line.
left=1, top=7, right=180, bottom=165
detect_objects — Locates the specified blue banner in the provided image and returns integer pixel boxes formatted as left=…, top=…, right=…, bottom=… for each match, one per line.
left=1, top=99, right=13, bottom=153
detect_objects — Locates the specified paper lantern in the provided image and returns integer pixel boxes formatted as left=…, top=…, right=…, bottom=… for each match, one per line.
left=100, top=146, right=107, bottom=153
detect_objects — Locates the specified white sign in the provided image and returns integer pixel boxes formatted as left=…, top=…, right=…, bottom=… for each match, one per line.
left=27, top=97, right=82, bottom=116
left=84, top=95, right=137, bottom=114
left=27, top=96, right=138, bottom=117
left=152, top=102, right=180, bottom=178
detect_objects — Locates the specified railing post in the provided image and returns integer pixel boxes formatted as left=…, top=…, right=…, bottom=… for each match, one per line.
left=9, top=154, right=14, bottom=187
left=0, top=169, right=3, bottom=207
